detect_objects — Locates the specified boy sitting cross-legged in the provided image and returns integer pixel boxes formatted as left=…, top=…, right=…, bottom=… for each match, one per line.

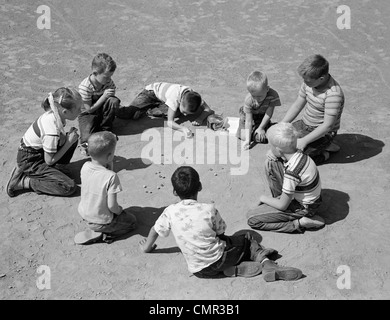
left=247, top=122, right=326, bottom=234
left=140, top=166, right=302, bottom=281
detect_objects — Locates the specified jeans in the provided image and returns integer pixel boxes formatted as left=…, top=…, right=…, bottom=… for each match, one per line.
left=115, top=89, right=168, bottom=119
left=193, top=233, right=271, bottom=278
left=16, top=139, right=77, bottom=196
left=246, top=157, right=322, bottom=233
left=292, top=120, right=335, bottom=158
left=87, top=211, right=137, bottom=241
left=236, top=106, right=273, bottom=142
left=78, top=96, right=119, bottom=144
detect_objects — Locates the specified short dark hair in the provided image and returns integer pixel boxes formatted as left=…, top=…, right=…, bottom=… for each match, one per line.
left=171, top=166, right=200, bottom=199
left=182, top=91, right=202, bottom=114
left=297, top=54, right=329, bottom=79
left=92, top=53, right=117, bottom=75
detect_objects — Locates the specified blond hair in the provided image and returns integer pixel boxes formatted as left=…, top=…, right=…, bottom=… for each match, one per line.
left=246, top=71, right=268, bottom=91
left=266, top=123, right=298, bottom=153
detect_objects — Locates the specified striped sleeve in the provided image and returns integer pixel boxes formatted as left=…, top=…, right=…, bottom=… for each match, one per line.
left=39, top=113, right=60, bottom=154
left=78, top=80, right=93, bottom=102
left=243, top=93, right=255, bottom=114
left=325, top=91, right=343, bottom=117
left=298, top=83, right=307, bottom=99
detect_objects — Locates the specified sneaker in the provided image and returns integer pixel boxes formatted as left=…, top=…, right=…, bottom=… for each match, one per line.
left=299, top=215, right=325, bottom=230
left=325, top=142, right=340, bottom=153
left=262, top=260, right=302, bottom=282
left=223, top=261, right=263, bottom=278
left=74, top=230, right=103, bottom=245
left=6, top=166, right=24, bottom=197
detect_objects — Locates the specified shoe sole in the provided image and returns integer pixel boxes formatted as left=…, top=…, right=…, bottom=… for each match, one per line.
left=6, top=167, right=17, bottom=197
left=74, top=230, right=103, bottom=245
left=223, top=261, right=262, bottom=278
left=299, top=215, right=325, bottom=230
left=263, top=268, right=303, bottom=282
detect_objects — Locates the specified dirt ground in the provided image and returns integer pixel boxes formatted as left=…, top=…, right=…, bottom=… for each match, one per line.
left=1, top=0, right=389, bottom=301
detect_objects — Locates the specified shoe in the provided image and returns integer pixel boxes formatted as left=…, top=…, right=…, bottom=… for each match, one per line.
left=313, top=151, right=330, bottom=165
left=74, top=230, right=103, bottom=245
left=262, top=260, right=303, bottom=282
left=223, top=261, right=263, bottom=278
left=79, top=143, right=90, bottom=157
left=6, top=166, right=24, bottom=197
left=325, top=142, right=340, bottom=153
left=299, top=215, right=325, bottom=230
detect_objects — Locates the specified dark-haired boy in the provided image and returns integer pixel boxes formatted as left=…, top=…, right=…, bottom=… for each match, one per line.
left=282, top=54, right=345, bottom=164
left=139, top=166, right=302, bottom=281
left=117, top=82, right=214, bottom=138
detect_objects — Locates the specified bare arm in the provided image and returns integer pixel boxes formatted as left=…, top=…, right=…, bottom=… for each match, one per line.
left=139, top=227, right=159, bottom=253
left=107, top=192, right=123, bottom=215
left=82, top=89, right=115, bottom=114
left=281, top=95, right=306, bottom=123
left=297, top=112, right=336, bottom=150
left=256, top=106, right=275, bottom=143
left=242, top=112, right=253, bottom=150
left=259, top=192, right=294, bottom=211
left=166, top=107, right=193, bottom=138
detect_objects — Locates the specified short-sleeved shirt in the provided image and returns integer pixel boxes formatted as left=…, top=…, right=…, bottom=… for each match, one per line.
left=243, top=87, right=281, bottom=115
left=22, top=111, right=63, bottom=154
left=145, top=82, right=204, bottom=114
left=78, top=161, right=122, bottom=224
left=282, top=151, right=322, bottom=205
left=78, top=75, right=116, bottom=113
left=299, top=75, right=344, bottom=132
left=153, top=199, right=227, bottom=273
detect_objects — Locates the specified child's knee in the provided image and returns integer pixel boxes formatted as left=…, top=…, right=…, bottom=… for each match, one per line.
left=61, top=180, right=77, bottom=196
left=106, top=96, right=120, bottom=106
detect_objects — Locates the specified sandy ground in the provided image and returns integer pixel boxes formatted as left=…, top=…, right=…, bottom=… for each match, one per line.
left=1, top=0, right=389, bottom=301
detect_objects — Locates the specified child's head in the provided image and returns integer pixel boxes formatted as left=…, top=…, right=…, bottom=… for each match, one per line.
left=180, top=91, right=202, bottom=115
left=246, top=71, right=269, bottom=102
left=266, top=122, right=298, bottom=155
left=87, top=131, right=118, bottom=163
left=297, top=54, right=329, bottom=88
left=91, top=53, right=117, bottom=85
left=41, top=87, right=82, bottom=120
left=171, top=166, right=202, bottom=199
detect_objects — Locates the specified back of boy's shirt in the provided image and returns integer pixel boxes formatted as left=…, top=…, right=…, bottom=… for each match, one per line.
left=78, top=161, right=122, bottom=225
left=282, top=150, right=321, bottom=206
left=78, top=75, right=116, bottom=113
left=243, top=87, right=281, bottom=115
left=153, top=199, right=227, bottom=273
left=145, top=82, right=205, bottom=116
left=298, top=75, right=344, bottom=132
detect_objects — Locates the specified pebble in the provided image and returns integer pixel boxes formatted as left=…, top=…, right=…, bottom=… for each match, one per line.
left=143, top=185, right=147, bottom=188
left=0, top=274, right=6, bottom=278
left=214, top=173, right=218, bottom=176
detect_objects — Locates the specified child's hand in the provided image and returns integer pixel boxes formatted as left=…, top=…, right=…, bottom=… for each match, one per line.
left=242, top=140, right=250, bottom=150
left=192, top=117, right=203, bottom=126
left=255, top=128, right=267, bottom=143
left=183, top=127, right=194, bottom=139
left=67, top=130, right=79, bottom=145
left=139, top=238, right=157, bottom=253
left=103, top=89, right=115, bottom=99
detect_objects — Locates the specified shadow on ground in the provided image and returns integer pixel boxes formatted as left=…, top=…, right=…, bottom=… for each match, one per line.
left=319, top=188, right=350, bottom=225
left=328, top=133, right=384, bottom=164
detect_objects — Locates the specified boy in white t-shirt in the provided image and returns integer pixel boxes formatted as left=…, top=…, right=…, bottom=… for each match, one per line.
left=117, top=82, right=214, bottom=138
left=139, top=166, right=302, bottom=281
left=75, top=131, right=137, bottom=244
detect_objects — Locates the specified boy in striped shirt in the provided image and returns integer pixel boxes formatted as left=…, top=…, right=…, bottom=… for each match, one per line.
left=282, top=54, right=345, bottom=164
left=247, top=122, right=325, bottom=233
left=236, top=71, right=281, bottom=150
